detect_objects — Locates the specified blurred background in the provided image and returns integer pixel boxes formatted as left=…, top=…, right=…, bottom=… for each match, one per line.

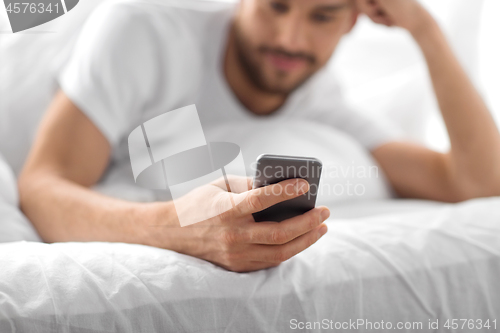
left=1, top=0, right=499, bottom=173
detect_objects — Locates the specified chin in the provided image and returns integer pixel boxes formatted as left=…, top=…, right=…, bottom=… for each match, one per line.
left=268, top=78, right=311, bottom=95
left=258, top=71, right=306, bottom=93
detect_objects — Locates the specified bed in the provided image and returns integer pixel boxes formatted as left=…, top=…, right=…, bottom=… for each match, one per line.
left=1, top=118, right=500, bottom=332
left=1, top=196, right=499, bottom=332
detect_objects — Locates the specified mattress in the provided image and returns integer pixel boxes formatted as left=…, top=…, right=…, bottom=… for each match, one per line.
left=1, top=197, right=499, bottom=332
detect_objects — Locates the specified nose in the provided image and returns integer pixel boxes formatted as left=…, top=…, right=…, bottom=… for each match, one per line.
left=275, top=11, right=308, bottom=52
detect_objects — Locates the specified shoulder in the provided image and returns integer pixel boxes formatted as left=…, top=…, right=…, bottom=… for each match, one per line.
left=90, top=0, right=235, bottom=36
left=75, top=0, right=235, bottom=73
left=80, top=0, right=234, bottom=70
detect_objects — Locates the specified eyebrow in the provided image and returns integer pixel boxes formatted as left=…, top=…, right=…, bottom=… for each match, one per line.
left=273, top=0, right=352, bottom=13
left=314, top=3, right=351, bottom=12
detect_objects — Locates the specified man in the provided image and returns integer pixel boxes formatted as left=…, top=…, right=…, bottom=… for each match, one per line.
left=19, top=0, right=500, bottom=272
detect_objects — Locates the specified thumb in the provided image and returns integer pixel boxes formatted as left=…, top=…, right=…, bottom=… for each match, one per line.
left=212, top=175, right=253, bottom=194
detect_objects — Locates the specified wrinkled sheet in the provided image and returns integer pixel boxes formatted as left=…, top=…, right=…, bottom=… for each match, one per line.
left=0, top=197, right=499, bottom=332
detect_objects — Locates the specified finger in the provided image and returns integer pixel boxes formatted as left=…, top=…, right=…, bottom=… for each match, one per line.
left=227, top=175, right=253, bottom=194
left=249, top=223, right=328, bottom=263
left=246, top=207, right=330, bottom=245
left=364, top=8, right=392, bottom=26
left=210, top=175, right=253, bottom=193
left=210, top=176, right=232, bottom=190
left=356, top=0, right=392, bottom=25
left=233, top=178, right=310, bottom=215
left=370, top=14, right=392, bottom=26
left=247, top=177, right=253, bottom=191
left=356, top=0, right=376, bottom=15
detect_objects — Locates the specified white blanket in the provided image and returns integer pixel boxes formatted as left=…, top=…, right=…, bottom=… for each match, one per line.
left=1, top=197, right=499, bottom=332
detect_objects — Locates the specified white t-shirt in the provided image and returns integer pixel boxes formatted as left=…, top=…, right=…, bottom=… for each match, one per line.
left=58, top=0, right=401, bottom=200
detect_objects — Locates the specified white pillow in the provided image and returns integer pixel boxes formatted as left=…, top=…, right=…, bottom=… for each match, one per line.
left=204, top=119, right=394, bottom=206
left=0, top=154, right=17, bottom=207
left=0, top=154, right=41, bottom=243
left=95, top=119, right=394, bottom=204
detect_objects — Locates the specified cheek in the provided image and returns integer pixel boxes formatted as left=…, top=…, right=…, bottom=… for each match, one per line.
left=309, top=19, right=352, bottom=63
left=239, top=5, right=278, bottom=48
left=309, top=36, right=338, bottom=65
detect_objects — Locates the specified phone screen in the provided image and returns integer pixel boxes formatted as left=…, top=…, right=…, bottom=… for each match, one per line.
left=252, top=154, right=322, bottom=222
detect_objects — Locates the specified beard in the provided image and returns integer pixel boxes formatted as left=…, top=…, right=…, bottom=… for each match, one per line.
left=232, top=23, right=318, bottom=96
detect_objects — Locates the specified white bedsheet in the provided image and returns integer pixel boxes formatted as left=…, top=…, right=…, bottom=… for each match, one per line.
left=1, top=197, right=499, bottom=332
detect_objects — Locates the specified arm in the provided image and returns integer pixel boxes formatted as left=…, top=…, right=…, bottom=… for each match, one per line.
left=19, top=90, right=330, bottom=272
left=19, top=91, right=155, bottom=244
left=357, top=0, right=500, bottom=202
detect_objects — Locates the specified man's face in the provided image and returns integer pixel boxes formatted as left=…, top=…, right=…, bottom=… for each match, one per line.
left=233, top=0, right=358, bottom=95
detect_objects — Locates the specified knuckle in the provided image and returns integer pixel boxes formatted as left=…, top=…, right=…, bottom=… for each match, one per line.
left=239, top=229, right=251, bottom=244
left=284, top=181, right=299, bottom=199
left=221, top=252, right=236, bottom=266
left=234, top=194, right=248, bottom=215
left=270, top=228, right=287, bottom=244
left=247, top=177, right=254, bottom=189
left=308, top=211, right=319, bottom=229
left=218, top=210, right=231, bottom=223
left=222, top=253, right=245, bottom=272
left=278, top=184, right=289, bottom=199
left=217, top=203, right=235, bottom=223
left=220, top=230, right=239, bottom=247
left=214, top=196, right=229, bottom=217
left=247, top=193, right=264, bottom=212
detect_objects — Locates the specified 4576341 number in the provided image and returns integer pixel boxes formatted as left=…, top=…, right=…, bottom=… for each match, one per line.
left=6, top=2, right=60, bottom=14
left=444, top=319, right=497, bottom=330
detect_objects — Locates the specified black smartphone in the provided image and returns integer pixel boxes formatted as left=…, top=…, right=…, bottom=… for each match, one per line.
left=252, top=154, right=322, bottom=222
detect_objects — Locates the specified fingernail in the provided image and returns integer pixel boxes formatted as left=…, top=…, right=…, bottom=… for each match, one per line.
left=317, top=225, right=328, bottom=239
left=321, top=209, right=330, bottom=221
left=295, top=180, right=308, bottom=194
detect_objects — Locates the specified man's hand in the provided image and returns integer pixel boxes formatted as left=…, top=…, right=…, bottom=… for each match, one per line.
left=142, top=176, right=330, bottom=273
left=356, top=0, right=432, bottom=35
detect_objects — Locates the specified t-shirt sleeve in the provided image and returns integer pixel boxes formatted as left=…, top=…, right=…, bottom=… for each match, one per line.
left=57, top=2, right=161, bottom=147
left=308, top=76, right=405, bottom=151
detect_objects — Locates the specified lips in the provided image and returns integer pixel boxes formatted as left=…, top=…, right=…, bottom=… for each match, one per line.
left=266, top=53, right=308, bottom=71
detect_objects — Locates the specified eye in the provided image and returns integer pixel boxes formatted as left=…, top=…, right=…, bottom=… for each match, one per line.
left=312, top=13, right=335, bottom=23
left=270, top=1, right=289, bottom=14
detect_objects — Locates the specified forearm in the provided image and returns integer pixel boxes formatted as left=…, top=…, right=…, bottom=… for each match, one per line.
left=412, top=16, right=500, bottom=194
left=19, top=172, right=178, bottom=247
